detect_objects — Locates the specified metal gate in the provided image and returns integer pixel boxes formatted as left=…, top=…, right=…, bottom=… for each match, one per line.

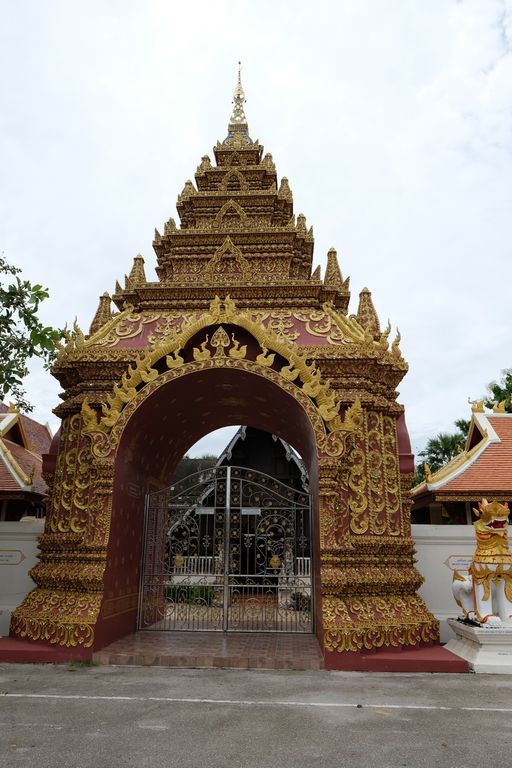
left=138, top=466, right=313, bottom=632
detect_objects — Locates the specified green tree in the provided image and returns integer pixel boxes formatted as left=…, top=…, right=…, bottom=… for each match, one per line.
left=0, top=254, right=64, bottom=411
left=485, top=369, right=512, bottom=412
left=171, top=454, right=218, bottom=484
left=414, top=419, right=469, bottom=485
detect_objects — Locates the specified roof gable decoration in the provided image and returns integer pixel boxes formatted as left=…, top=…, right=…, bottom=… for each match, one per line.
left=0, top=440, right=36, bottom=489
left=0, top=405, right=52, bottom=495
left=215, top=426, right=309, bottom=491
left=0, top=406, right=52, bottom=454
left=413, top=410, right=508, bottom=494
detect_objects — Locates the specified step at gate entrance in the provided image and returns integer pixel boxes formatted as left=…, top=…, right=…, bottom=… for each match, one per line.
left=138, top=466, right=313, bottom=633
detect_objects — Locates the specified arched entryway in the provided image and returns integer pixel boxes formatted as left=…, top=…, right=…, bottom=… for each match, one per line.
left=98, top=364, right=321, bottom=648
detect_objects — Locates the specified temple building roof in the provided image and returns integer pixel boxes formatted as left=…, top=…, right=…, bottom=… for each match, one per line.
left=51, top=69, right=407, bottom=417
left=0, top=403, right=52, bottom=497
left=411, top=408, right=512, bottom=504
left=104, top=66, right=350, bottom=313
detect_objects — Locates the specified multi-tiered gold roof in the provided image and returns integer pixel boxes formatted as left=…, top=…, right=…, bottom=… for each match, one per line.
left=111, top=67, right=350, bottom=314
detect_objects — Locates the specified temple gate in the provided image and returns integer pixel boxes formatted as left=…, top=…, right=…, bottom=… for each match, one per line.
left=10, top=70, right=439, bottom=668
left=139, top=465, right=312, bottom=633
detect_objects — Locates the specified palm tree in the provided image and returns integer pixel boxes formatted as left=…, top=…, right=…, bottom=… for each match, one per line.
left=414, top=422, right=468, bottom=485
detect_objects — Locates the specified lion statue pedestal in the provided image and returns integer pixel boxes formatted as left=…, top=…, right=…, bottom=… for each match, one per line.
left=445, top=499, right=512, bottom=673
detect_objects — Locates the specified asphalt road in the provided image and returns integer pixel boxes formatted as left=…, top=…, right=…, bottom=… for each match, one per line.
left=1, top=663, right=511, bottom=768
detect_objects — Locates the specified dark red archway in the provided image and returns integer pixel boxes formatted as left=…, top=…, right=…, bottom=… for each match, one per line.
left=94, top=366, right=320, bottom=649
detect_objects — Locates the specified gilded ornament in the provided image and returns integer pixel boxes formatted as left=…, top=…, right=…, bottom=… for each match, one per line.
left=13, top=71, right=435, bottom=661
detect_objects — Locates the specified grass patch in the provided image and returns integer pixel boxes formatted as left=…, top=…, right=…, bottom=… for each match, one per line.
left=68, top=658, right=99, bottom=669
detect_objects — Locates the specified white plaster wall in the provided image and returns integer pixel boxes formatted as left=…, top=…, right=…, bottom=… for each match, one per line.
left=0, top=520, right=478, bottom=642
left=0, top=518, right=44, bottom=636
left=412, top=524, right=475, bottom=643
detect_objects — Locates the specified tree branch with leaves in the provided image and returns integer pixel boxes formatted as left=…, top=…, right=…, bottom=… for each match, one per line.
left=0, top=254, right=64, bottom=412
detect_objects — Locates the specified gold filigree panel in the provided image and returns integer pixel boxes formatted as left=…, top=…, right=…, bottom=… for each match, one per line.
left=348, top=411, right=401, bottom=536
left=322, top=594, right=439, bottom=652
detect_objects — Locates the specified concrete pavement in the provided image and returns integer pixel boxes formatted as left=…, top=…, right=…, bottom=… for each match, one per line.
left=1, top=663, right=511, bottom=767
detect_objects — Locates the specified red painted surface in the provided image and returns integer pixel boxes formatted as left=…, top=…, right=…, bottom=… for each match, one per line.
left=397, top=413, right=415, bottom=475
left=324, top=644, right=469, bottom=673
left=0, top=637, right=93, bottom=664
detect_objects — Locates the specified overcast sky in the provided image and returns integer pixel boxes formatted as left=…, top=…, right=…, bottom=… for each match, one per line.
left=1, top=0, right=511, bottom=460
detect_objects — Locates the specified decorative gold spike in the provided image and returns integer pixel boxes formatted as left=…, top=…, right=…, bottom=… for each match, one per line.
left=72, top=319, right=85, bottom=347
left=296, top=213, right=307, bottom=234
left=278, top=177, right=293, bottom=200
left=196, top=155, right=212, bottom=173
left=89, top=292, right=112, bottom=335
left=356, top=287, right=381, bottom=339
left=128, top=255, right=146, bottom=285
left=164, top=217, right=177, bottom=234
left=114, top=280, right=122, bottom=294
left=468, top=398, right=485, bottom=413
left=378, top=320, right=391, bottom=351
left=222, top=62, right=252, bottom=148
left=262, top=153, right=275, bottom=171
left=181, top=180, right=196, bottom=197
left=493, top=400, right=507, bottom=413
left=391, top=328, right=402, bottom=359
left=324, top=248, right=343, bottom=291
left=311, top=265, right=321, bottom=281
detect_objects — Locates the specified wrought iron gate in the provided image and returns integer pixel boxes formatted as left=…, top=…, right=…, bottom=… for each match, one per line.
left=138, top=466, right=313, bottom=632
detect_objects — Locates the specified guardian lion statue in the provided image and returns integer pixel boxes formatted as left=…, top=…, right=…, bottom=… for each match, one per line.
left=452, top=499, right=512, bottom=626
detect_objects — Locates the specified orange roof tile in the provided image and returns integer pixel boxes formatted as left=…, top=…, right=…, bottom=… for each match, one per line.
left=19, top=413, right=52, bottom=454
left=412, top=414, right=512, bottom=499
left=441, top=416, right=512, bottom=492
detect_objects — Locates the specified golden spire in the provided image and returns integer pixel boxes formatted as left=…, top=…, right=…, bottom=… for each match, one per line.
left=223, top=62, right=252, bottom=147
left=356, top=287, right=381, bottom=339
left=128, top=254, right=147, bottom=285
left=231, top=63, right=246, bottom=123
left=324, top=248, right=343, bottom=290
left=89, top=292, right=112, bottom=335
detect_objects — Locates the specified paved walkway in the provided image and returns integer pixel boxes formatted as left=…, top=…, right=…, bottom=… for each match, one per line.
left=1, top=664, right=511, bottom=768
left=93, top=631, right=324, bottom=669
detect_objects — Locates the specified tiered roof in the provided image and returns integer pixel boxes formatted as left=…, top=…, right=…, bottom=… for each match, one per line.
left=110, top=67, right=350, bottom=312
left=52, top=70, right=407, bottom=417
left=411, top=407, right=512, bottom=503
left=0, top=403, right=52, bottom=497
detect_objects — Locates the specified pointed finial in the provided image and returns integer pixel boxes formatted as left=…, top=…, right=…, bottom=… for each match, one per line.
left=324, top=248, right=344, bottom=291
left=129, top=255, right=147, bottom=285
left=223, top=63, right=252, bottom=147
left=234, top=61, right=244, bottom=100
left=89, top=292, right=112, bottom=335
left=356, top=287, right=381, bottom=339
left=230, top=61, right=247, bottom=125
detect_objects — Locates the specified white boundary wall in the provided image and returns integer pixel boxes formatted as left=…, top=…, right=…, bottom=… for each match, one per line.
left=412, top=524, right=475, bottom=643
left=0, top=520, right=478, bottom=643
left=0, top=518, right=44, bottom=636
